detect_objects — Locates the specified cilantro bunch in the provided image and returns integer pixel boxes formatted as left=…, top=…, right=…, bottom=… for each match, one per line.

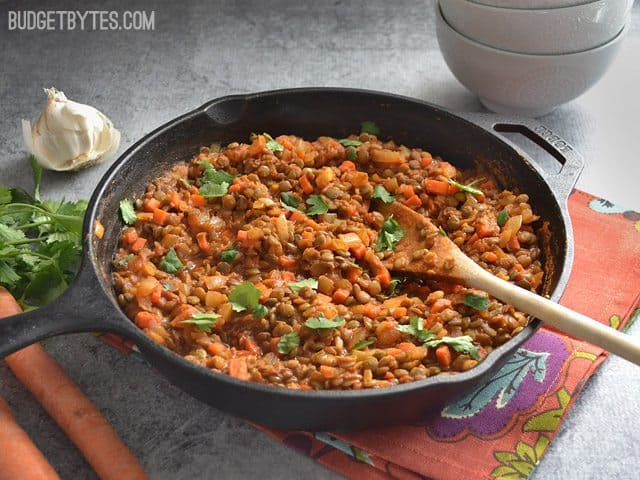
left=0, top=158, right=86, bottom=308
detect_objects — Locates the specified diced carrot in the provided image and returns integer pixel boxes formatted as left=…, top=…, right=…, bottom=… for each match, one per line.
left=482, top=251, right=498, bottom=263
left=94, top=220, right=104, bottom=239
left=345, top=267, right=361, bottom=283
left=123, top=229, right=138, bottom=244
left=397, top=342, right=416, bottom=352
left=431, top=298, right=452, bottom=314
left=135, top=311, right=161, bottom=328
left=242, top=336, right=261, bottom=356
left=207, top=342, right=227, bottom=356
left=476, top=221, right=496, bottom=238
left=144, top=198, right=161, bottom=212
left=392, top=307, right=408, bottom=319
left=332, top=288, right=350, bottom=304
left=289, top=211, right=307, bottom=223
left=228, top=183, right=241, bottom=193
left=280, top=271, right=296, bottom=282
left=247, top=135, right=266, bottom=156
left=467, top=233, right=479, bottom=245
left=169, top=191, right=181, bottom=208
left=435, top=345, right=452, bottom=367
left=319, top=365, right=338, bottom=379
left=384, top=372, right=395, bottom=380
left=375, top=320, right=402, bottom=347
left=363, top=303, right=381, bottom=319
left=152, top=208, right=168, bottom=225
left=299, top=175, right=314, bottom=194
left=136, top=212, right=153, bottom=222
left=130, top=237, right=147, bottom=253
left=350, top=244, right=367, bottom=260
left=339, top=160, right=357, bottom=172
left=425, top=179, right=457, bottom=196
left=399, top=184, right=415, bottom=199
left=508, top=235, right=521, bottom=252
left=376, top=268, right=392, bottom=288
left=278, top=255, right=296, bottom=268
left=237, top=230, right=248, bottom=242
left=277, top=136, right=294, bottom=150
left=228, top=357, right=250, bottom=380
left=342, top=203, right=357, bottom=217
left=149, top=285, right=163, bottom=305
left=190, top=194, right=206, bottom=207
left=196, top=232, right=210, bottom=252
left=371, top=149, right=405, bottom=165
left=382, top=295, right=408, bottom=309
left=513, top=263, right=525, bottom=272
left=403, top=194, right=422, bottom=209
left=421, top=152, right=433, bottom=167
left=259, top=288, right=272, bottom=303
left=314, top=293, right=333, bottom=304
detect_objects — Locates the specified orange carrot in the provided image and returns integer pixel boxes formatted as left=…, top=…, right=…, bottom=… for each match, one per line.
left=207, top=342, right=227, bottom=356
left=0, top=289, right=147, bottom=480
left=135, top=311, right=161, bottom=328
left=190, top=194, right=206, bottom=207
left=228, top=183, right=241, bottom=193
left=143, top=198, right=161, bottom=212
left=345, top=267, right=361, bottom=283
left=152, top=208, right=168, bottom=225
left=228, top=357, right=250, bottom=380
left=196, top=232, right=210, bottom=252
left=399, top=184, right=414, bottom=199
left=339, top=160, right=356, bottom=172
left=482, top=251, right=498, bottom=263
left=299, top=175, right=314, bottom=194
left=392, top=307, right=408, bottom=319
left=130, top=237, right=147, bottom=253
left=278, top=255, right=296, bottom=268
left=319, top=365, right=338, bottom=379
left=403, top=194, right=422, bottom=208
left=122, top=229, right=138, bottom=245
left=94, top=220, right=104, bottom=239
left=332, top=288, right=350, bottom=304
left=421, top=153, right=433, bottom=167
left=435, top=345, right=452, bottom=367
left=431, top=298, right=452, bottom=314
left=376, top=269, right=392, bottom=288
left=0, top=397, right=60, bottom=480
left=350, top=244, right=367, bottom=260
left=425, top=179, right=457, bottom=196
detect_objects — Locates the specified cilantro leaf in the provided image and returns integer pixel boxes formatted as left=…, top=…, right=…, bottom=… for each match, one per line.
left=115, top=253, right=134, bottom=267
left=200, top=181, right=229, bottom=198
left=389, top=277, right=402, bottom=295
left=371, top=185, right=395, bottom=203
left=119, top=199, right=137, bottom=225
left=162, top=282, right=172, bottom=291
left=0, top=187, right=12, bottom=205
left=447, top=178, right=484, bottom=196
left=228, top=281, right=261, bottom=312
left=181, top=312, right=219, bottom=333
left=253, top=304, right=268, bottom=318
left=198, top=162, right=235, bottom=198
left=424, top=335, right=480, bottom=360
left=396, top=316, right=435, bottom=343
left=352, top=339, right=375, bottom=350
left=288, top=278, right=318, bottom=293
left=361, top=121, right=380, bottom=136
left=0, top=260, right=20, bottom=285
left=346, top=147, right=358, bottom=161
left=280, top=192, right=301, bottom=212
left=376, top=216, right=405, bottom=251
left=305, top=314, right=345, bottom=330
left=306, top=195, right=328, bottom=216
left=160, top=248, right=183, bottom=274
left=338, top=139, right=362, bottom=147
left=221, top=245, right=238, bottom=262
left=263, top=133, right=284, bottom=154
left=497, top=208, right=509, bottom=227
left=0, top=224, right=26, bottom=243
left=463, top=292, right=489, bottom=311
left=277, top=332, right=300, bottom=354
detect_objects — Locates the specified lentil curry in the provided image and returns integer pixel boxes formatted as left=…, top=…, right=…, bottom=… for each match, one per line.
left=113, top=130, right=544, bottom=390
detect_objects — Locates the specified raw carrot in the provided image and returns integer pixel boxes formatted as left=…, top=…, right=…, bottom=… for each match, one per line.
left=0, top=289, right=147, bottom=480
left=0, top=397, right=60, bottom=480
left=299, top=175, right=314, bottom=194
left=143, top=198, right=161, bottom=212
left=435, top=345, right=452, bottom=367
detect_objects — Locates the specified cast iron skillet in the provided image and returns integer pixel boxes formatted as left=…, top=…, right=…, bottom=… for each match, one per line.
left=0, top=88, right=583, bottom=430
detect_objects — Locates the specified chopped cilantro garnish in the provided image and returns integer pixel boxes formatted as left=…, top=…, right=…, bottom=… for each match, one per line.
left=181, top=312, right=220, bottom=333
left=396, top=316, right=435, bottom=343
left=352, top=339, right=375, bottom=350
left=463, top=292, right=490, bottom=311
left=228, top=281, right=262, bottom=312
left=497, top=208, right=509, bottom=227
left=264, top=133, right=284, bottom=153
left=288, top=278, right=318, bottom=293
left=447, top=178, right=484, bottom=196
left=338, top=139, right=363, bottom=147
left=376, top=216, right=406, bottom=251
left=305, top=314, right=345, bottom=330
left=277, top=332, right=300, bottom=354
left=371, top=185, right=395, bottom=203
left=160, top=248, right=183, bottom=274
left=198, top=161, right=235, bottom=198
left=305, top=195, right=329, bottom=216
left=346, top=146, right=358, bottom=161
left=438, top=226, right=447, bottom=237
left=253, top=304, right=268, bottom=318
left=361, top=121, right=380, bottom=136
left=280, top=192, right=301, bottom=212
left=424, top=335, right=480, bottom=360
left=221, top=245, right=238, bottom=262
left=116, top=253, right=134, bottom=267
left=119, top=199, right=137, bottom=225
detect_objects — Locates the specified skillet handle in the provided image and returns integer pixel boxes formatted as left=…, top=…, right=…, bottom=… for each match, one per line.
left=461, top=113, right=584, bottom=201
left=0, top=265, right=137, bottom=358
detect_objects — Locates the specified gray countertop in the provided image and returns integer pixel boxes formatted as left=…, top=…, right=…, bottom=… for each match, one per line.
left=1, top=1, right=639, bottom=478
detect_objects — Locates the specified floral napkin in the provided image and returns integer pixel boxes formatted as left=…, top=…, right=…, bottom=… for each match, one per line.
left=102, top=190, right=640, bottom=480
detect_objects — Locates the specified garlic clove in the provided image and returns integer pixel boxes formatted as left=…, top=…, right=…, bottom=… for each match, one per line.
left=22, top=88, right=121, bottom=171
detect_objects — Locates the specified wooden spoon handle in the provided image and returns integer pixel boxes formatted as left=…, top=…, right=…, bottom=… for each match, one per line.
left=464, top=261, right=640, bottom=366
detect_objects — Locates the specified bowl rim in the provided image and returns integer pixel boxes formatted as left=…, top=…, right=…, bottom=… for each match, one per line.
left=466, top=0, right=612, bottom=11
left=437, top=1, right=629, bottom=57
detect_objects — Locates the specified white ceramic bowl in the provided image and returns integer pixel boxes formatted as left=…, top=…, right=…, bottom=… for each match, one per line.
left=441, top=0, right=632, bottom=54
left=469, top=0, right=599, bottom=8
left=435, top=3, right=627, bottom=117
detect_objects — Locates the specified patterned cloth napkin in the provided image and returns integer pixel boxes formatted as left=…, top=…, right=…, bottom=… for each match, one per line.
left=102, top=190, right=640, bottom=480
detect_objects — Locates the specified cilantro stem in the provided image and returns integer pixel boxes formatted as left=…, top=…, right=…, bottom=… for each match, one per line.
left=0, top=203, right=83, bottom=232
left=15, top=220, right=55, bottom=230
left=6, top=236, right=49, bottom=246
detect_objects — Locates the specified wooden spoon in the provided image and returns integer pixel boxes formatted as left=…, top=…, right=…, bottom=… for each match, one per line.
left=380, top=201, right=640, bottom=365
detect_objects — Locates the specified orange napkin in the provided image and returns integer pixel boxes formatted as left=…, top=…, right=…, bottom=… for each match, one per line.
left=258, top=190, right=640, bottom=479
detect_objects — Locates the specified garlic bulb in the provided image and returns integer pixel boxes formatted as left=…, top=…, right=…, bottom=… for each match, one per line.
left=22, top=87, right=121, bottom=171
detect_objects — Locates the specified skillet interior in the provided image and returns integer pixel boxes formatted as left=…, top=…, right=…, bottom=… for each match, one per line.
left=87, top=89, right=572, bottom=430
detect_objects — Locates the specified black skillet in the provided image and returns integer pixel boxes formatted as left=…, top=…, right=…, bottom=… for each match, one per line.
left=0, top=88, right=583, bottom=431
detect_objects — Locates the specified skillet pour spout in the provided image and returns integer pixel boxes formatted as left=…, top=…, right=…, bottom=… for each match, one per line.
left=0, top=88, right=583, bottom=430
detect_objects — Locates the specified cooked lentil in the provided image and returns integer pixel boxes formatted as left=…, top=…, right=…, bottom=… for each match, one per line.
left=112, top=132, right=544, bottom=390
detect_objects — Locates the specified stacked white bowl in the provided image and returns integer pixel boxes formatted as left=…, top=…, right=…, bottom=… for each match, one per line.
left=436, top=0, right=633, bottom=116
